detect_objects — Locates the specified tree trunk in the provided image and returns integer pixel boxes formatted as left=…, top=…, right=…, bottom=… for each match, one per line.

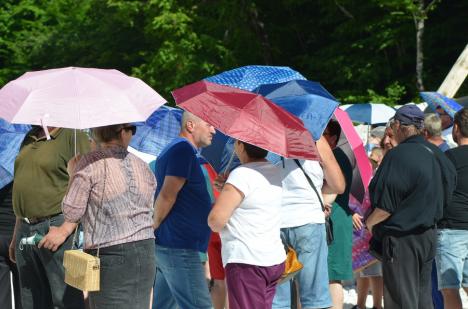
left=415, top=0, right=425, bottom=91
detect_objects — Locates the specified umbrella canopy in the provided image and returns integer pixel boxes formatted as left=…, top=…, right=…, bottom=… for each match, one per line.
left=0, top=118, right=31, bottom=189
left=0, top=67, right=166, bottom=129
left=205, top=65, right=306, bottom=91
left=129, top=106, right=183, bottom=156
left=420, top=92, right=462, bottom=118
left=172, top=80, right=319, bottom=161
left=253, top=80, right=339, bottom=140
left=334, top=108, right=373, bottom=203
left=341, top=103, right=395, bottom=125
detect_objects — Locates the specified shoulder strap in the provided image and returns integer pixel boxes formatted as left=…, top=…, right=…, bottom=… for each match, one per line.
left=293, top=159, right=325, bottom=212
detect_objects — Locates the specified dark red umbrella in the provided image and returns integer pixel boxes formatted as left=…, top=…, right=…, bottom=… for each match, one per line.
left=172, top=80, right=319, bottom=161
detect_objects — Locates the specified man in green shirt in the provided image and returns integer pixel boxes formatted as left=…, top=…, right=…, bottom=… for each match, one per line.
left=9, top=126, right=89, bottom=309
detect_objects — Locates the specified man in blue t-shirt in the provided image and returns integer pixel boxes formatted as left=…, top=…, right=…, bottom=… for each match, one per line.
left=152, top=111, right=215, bottom=309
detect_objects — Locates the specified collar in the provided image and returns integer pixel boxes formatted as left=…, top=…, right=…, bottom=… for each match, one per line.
left=400, top=134, right=426, bottom=144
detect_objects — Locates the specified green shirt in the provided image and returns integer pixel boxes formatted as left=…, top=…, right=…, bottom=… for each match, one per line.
left=13, top=128, right=90, bottom=218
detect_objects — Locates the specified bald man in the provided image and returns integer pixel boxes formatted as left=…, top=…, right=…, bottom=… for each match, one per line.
left=152, top=112, right=216, bottom=309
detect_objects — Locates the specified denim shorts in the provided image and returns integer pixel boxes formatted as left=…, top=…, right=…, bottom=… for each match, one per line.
left=272, top=223, right=332, bottom=309
left=435, top=229, right=468, bottom=289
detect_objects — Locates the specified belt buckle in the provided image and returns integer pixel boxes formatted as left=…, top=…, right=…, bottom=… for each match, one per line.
left=23, top=217, right=31, bottom=224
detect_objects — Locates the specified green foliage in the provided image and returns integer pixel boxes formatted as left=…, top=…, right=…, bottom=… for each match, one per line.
left=0, top=0, right=466, bottom=104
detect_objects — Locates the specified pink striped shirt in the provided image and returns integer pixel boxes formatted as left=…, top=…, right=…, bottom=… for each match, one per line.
left=62, top=146, right=156, bottom=249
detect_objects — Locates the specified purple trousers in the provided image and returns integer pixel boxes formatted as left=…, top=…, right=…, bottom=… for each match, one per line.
left=225, top=262, right=285, bottom=309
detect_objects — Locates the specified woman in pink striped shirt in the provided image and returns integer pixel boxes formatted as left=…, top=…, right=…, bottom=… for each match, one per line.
left=62, top=123, right=156, bottom=309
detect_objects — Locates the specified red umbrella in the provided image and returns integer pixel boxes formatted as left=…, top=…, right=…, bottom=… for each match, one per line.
left=172, top=80, right=319, bottom=161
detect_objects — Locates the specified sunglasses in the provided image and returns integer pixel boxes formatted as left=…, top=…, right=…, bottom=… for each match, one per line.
left=117, top=125, right=137, bottom=136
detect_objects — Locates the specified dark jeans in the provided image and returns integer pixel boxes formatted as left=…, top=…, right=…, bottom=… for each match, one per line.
left=0, top=234, right=22, bottom=309
left=87, top=239, right=155, bottom=309
left=15, top=215, right=84, bottom=309
left=382, top=228, right=436, bottom=309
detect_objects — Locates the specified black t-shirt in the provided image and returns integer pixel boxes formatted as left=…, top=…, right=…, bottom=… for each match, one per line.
left=369, top=135, right=456, bottom=239
left=0, top=182, right=16, bottom=236
left=439, top=145, right=468, bottom=229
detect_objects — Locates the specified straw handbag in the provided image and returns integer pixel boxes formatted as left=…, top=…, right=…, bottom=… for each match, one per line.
left=63, top=247, right=100, bottom=291
left=277, top=246, right=303, bottom=285
left=63, top=159, right=108, bottom=292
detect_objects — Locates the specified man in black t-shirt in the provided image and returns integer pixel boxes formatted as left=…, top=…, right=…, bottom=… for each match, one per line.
left=436, top=107, right=468, bottom=309
left=366, top=105, right=457, bottom=309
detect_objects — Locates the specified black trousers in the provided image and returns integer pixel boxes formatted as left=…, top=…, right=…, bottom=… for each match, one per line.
left=382, top=228, right=436, bottom=309
left=0, top=234, right=22, bottom=309
left=15, top=215, right=84, bottom=309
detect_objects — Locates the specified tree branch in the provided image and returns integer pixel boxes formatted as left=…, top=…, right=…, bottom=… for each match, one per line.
left=334, top=0, right=354, bottom=19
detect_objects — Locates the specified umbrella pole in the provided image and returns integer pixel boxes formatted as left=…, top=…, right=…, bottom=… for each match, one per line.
left=74, top=129, right=77, bottom=156
left=223, top=150, right=236, bottom=175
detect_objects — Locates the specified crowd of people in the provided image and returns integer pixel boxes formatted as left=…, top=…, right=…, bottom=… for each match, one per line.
left=0, top=104, right=467, bottom=309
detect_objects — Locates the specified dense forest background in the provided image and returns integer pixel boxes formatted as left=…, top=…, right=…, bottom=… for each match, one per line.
left=0, top=0, right=466, bottom=105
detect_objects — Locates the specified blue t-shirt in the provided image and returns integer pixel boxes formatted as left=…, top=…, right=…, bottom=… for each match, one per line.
left=154, top=137, right=212, bottom=252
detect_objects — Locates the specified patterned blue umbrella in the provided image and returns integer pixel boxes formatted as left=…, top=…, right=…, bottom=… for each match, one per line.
left=420, top=92, right=462, bottom=119
left=130, top=106, right=183, bottom=156
left=205, top=65, right=306, bottom=91
left=253, top=80, right=339, bottom=140
left=0, top=119, right=31, bottom=189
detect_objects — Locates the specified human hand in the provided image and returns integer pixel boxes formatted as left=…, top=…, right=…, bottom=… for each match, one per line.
left=352, top=213, right=364, bottom=230
left=214, top=173, right=228, bottom=192
left=38, top=226, right=68, bottom=252
left=9, top=239, right=16, bottom=263
left=67, top=154, right=82, bottom=177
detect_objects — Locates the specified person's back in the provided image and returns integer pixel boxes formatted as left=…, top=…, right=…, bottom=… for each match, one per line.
left=220, top=161, right=284, bottom=266
left=371, top=138, right=453, bottom=239
left=278, top=158, right=325, bottom=227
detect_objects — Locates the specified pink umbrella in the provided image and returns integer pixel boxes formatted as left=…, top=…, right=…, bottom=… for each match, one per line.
left=334, top=107, right=372, bottom=203
left=0, top=67, right=166, bottom=129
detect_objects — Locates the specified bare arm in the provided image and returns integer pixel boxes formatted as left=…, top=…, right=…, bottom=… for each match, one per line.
left=317, top=137, right=345, bottom=194
left=38, top=221, right=78, bottom=252
left=366, top=208, right=391, bottom=235
left=153, top=176, right=186, bottom=229
left=208, top=184, right=244, bottom=232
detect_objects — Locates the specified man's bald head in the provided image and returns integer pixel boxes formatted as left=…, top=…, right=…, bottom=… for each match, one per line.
left=180, top=111, right=215, bottom=148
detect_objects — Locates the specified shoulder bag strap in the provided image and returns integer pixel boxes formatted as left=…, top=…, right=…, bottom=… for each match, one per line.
left=293, top=159, right=325, bottom=212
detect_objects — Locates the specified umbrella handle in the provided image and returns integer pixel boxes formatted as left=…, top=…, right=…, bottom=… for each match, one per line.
left=40, top=114, right=51, bottom=140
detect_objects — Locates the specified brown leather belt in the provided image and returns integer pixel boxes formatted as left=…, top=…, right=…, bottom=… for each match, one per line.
left=23, top=213, right=62, bottom=225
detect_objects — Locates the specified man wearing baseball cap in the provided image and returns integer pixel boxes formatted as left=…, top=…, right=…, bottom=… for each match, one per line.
left=366, top=105, right=457, bottom=308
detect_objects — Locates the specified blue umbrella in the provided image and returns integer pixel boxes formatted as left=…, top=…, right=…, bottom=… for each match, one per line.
left=420, top=92, right=462, bottom=119
left=341, top=103, right=395, bottom=125
left=205, top=65, right=306, bottom=91
left=253, top=80, right=339, bottom=140
left=0, top=119, right=31, bottom=189
left=130, top=106, right=183, bottom=156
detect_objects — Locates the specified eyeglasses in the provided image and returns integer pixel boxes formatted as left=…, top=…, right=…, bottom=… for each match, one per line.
left=117, top=125, right=137, bottom=136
